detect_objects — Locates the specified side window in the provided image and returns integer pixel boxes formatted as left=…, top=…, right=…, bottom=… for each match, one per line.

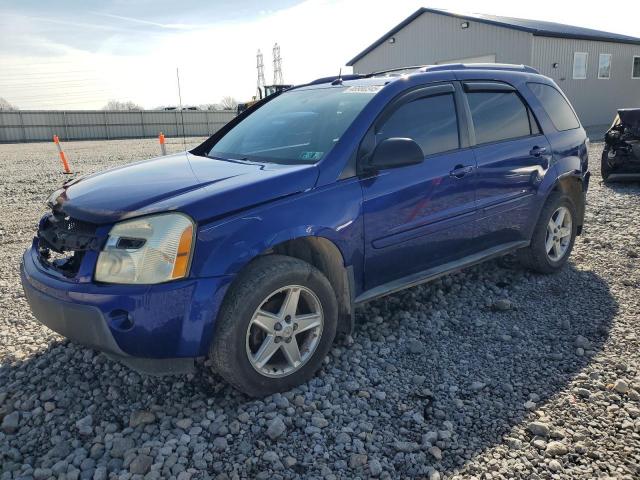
left=466, top=91, right=532, bottom=144
left=528, top=82, right=580, bottom=131
left=377, top=94, right=459, bottom=156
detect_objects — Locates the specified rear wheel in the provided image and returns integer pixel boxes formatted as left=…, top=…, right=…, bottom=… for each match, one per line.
left=210, top=255, right=338, bottom=396
left=518, top=191, right=577, bottom=274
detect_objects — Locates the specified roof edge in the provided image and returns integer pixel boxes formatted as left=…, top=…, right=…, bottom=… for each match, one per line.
left=346, top=7, right=426, bottom=66
left=346, top=7, right=640, bottom=67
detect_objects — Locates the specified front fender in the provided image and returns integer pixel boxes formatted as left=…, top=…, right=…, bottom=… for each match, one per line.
left=191, top=178, right=364, bottom=284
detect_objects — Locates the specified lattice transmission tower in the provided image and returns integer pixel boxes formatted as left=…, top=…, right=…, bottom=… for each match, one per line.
left=272, top=43, right=284, bottom=85
left=256, top=49, right=266, bottom=96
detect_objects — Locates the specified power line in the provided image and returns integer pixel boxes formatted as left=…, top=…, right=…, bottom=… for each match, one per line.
left=0, top=80, right=105, bottom=88
left=6, top=91, right=112, bottom=100
left=0, top=61, right=96, bottom=68
left=0, top=70, right=101, bottom=77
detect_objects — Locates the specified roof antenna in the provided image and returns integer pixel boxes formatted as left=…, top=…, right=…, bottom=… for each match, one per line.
left=331, top=67, right=343, bottom=85
left=176, top=67, right=187, bottom=151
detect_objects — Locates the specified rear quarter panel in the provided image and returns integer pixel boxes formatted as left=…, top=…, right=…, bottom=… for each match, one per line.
left=520, top=79, right=589, bottom=229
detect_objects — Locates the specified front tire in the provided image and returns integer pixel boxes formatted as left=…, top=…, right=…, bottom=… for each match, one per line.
left=210, top=255, right=338, bottom=397
left=601, top=149, right=612, bottom=182
left=518, top=191, right=578, bottom=274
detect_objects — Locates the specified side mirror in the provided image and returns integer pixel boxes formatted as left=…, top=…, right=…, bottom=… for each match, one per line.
left=367, top=137, right=424, bottom=171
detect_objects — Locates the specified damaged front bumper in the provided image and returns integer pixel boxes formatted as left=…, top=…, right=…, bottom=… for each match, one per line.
left=20, top=236, right=233, bottom=375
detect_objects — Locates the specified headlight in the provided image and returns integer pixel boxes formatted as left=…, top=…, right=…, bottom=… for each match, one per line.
left=95, top=213, right=195, bottom=284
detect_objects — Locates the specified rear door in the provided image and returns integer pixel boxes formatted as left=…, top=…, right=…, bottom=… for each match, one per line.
left=462, top=81, right=552, bottom=248
left=360, top=83, right=477, bottom=290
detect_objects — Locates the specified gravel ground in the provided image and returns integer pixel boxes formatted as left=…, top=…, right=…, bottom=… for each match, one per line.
left=1, top=138, right=639, bottom=480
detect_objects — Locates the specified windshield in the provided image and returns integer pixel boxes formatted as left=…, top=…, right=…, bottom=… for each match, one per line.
left=209, top=86, right=380, bottom=164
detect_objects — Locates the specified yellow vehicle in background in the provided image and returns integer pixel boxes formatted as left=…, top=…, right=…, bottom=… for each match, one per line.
left=237, top=84, right=292, bottom=114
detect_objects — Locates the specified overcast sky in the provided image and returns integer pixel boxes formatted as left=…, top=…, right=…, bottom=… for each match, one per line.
left=1, top=0, right=639, bottom=109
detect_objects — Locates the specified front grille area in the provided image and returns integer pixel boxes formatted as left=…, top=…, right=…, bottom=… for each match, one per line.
left=37, top=211, right=100, bottom=277
left=38, top=212, right=99, bottom=252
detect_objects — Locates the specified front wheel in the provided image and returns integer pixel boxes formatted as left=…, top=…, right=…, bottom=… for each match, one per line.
left=601, top=149, right=613, bottom=182
left=518, top=191, right=578, bottom=274
left=210, top=255, right=338, bottom=396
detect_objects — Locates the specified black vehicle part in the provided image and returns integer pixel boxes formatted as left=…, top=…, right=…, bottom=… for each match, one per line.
left=36, top=211, right=101, bottom=278
left=38, top=211, right=100, bottom=253
left=602, top=109, right=640, bottom=180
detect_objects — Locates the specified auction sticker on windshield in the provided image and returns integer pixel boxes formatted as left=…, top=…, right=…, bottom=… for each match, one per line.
left=344, top=86, right=383, bottom=94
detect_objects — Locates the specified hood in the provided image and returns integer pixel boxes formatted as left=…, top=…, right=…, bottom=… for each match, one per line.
left=55, top=152, right=319, bottom=224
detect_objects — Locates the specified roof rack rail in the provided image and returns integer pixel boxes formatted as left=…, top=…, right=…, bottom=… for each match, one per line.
left=424, top=63, right=539, bottom=74
left=307, top=74, right=366, bottom=86
left=366, top=63, right=539, bottom=78
left=368, top=65, right=430, bottom=76
left=308, top=63, right=539, bottom=87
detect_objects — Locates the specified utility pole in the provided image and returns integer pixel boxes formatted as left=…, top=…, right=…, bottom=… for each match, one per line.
left=256, top=50, right=266, bottom=97
left=273, top=43, right=283, bottom=85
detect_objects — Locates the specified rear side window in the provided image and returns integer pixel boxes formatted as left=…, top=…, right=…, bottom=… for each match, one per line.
left=466, top=91, right=532, bottom=144
left=528, top=83, right=580, bottom=131
left=377, top=94, right=459, bottom=156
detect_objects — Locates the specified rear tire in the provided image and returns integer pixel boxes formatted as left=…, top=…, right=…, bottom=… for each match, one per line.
left=518, top=191, right=577, bottom=274
left=210, top=255, right=338, bottom=397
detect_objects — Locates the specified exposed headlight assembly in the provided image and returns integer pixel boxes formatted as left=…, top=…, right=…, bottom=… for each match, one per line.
left=95, top=213, right=195, bottom=284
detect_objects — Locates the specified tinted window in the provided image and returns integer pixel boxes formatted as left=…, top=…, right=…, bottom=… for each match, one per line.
left=633, top=56, right=640, bottom=79
left=466, top=91, right=532, bottom=144
left=377, top=94, right=459, bottom=156
left=210, top=86, right=378, bottom=164
left=528, top=83, right=580, bottom=131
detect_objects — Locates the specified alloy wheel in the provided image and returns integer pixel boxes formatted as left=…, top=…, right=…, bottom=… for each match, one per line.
left=245, top=285, right=324, bottom=378
left=545, top=206, right=572, bottom=262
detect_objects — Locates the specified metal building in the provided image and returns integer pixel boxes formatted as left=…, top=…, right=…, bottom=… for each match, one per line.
left=347, top=8, right=640, bottom=127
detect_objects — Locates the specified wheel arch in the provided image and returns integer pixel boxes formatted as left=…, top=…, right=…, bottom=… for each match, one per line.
left=550, top=173, right=585, bottom=234
left=214, top=233, right=355, bottom=338
left=263, top=236, right=354, bottom=336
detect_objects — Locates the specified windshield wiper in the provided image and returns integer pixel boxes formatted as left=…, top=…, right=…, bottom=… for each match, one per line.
left=207, top=153, right=265, bottom=165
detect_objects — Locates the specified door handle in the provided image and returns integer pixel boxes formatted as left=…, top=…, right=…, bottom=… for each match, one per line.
left=449, top=165, right=474, bottom=178
left=530, top=146, right=548, bottom=157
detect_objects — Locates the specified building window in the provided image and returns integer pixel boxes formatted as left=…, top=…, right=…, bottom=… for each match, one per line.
left=633, top=56, right=640, bottom=79
left=573, top=52, right=588, bottom=79
left=598, top=54, right=611, bottom=79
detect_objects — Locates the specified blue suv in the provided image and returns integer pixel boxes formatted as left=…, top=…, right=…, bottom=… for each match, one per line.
left=21, top=64, right=589, bottom=396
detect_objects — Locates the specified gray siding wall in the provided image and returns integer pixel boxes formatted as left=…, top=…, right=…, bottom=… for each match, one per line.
left=0, top=110, right=236, bottom=143
left=352, top=12, right=532, bottom=73
left=532, top=36, right=640, bottom=126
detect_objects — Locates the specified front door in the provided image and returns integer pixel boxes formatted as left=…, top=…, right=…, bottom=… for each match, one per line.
left=360, top=84, right=477, bottom=291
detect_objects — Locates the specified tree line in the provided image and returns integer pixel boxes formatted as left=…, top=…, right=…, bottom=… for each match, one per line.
left=0, top=97, right=238, bottom=111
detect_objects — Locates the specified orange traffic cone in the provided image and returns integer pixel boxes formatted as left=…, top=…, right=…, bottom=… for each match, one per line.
left=53, top=135, right=72, bottom=174
left=159, top=132, right=167, bottom=156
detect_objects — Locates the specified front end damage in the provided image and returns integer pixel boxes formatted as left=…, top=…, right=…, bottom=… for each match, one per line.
left=36, top=209, right=101, bottom=278
left=602, top=109, right=640, bottom=181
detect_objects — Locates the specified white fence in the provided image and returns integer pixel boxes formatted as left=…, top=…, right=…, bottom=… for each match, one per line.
left=0, top=109, right=236, bottom=143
